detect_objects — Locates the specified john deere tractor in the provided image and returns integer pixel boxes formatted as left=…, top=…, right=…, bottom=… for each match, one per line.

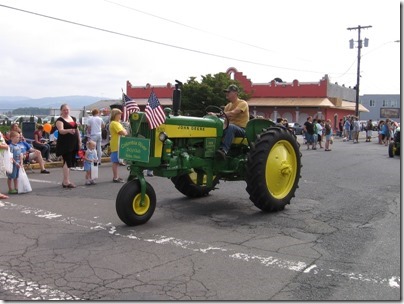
left=116, top=81, right=302, bottom=226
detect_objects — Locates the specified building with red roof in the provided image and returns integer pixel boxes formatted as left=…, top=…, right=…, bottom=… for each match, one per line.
left=126, top=67, right=369, bottom=130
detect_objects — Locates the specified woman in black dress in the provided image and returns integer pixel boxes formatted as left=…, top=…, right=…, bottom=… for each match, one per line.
left=56, top=104, right=81, bottom=188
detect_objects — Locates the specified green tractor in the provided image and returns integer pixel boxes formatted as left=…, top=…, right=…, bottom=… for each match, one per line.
left=116, top=81, right=302, bottom=226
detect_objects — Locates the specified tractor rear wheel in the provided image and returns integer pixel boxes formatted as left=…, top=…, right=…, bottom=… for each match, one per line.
left=171, top=170, right=219, bottom=198
left=246, top=127, right=301, bottom=212
left=116, top=180, right=156, bottom=226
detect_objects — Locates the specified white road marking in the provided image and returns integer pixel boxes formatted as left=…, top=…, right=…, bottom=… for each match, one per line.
left=27, top=178, right=57, bottom=184
left=0, top=270, right=80, bottom=300
left=0, top=200, right=400, bottom=300
left=303, top=264, right=318, bottom=273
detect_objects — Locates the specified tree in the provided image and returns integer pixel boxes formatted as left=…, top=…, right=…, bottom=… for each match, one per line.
left=180, top=72, right=250, bottom=117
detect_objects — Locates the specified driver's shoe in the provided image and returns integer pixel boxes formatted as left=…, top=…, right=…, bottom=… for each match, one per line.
left=215, top=148, right=227, bottom=160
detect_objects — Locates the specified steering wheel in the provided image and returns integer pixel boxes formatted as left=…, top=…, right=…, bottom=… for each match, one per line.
left=205, top=105, right=229, bottom=130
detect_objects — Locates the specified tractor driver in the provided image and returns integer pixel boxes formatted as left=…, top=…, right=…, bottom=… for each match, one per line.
left=215, top=84, right=249, bottom=159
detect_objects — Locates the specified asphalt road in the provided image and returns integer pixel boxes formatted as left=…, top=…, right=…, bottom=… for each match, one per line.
left=0, top=134, right=400, bottom=300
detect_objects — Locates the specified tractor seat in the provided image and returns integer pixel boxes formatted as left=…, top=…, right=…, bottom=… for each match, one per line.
left=232, top=137, right=248, bottom=145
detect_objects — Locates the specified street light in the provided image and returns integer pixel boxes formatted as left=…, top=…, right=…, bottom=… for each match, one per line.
left=347, top=25, right=372, bottom=118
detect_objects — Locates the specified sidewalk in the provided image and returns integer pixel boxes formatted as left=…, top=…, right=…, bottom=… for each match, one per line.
left=30, top=156, right=111, bottom=170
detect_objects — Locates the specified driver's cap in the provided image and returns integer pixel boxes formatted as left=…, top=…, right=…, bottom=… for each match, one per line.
left=223, top=84, right=239, bottom=93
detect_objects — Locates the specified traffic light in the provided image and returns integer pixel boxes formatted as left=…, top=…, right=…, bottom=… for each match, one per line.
left=349, top=39, right=354, bottom=49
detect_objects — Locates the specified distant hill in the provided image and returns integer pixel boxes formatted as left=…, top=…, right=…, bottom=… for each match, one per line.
left=0, top=95, right=111, bottom=110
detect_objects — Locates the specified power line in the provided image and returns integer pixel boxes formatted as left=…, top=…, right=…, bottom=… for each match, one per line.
left=0, top=3, right=330, bottom=75
left=103, top=0, right=309, bottom=61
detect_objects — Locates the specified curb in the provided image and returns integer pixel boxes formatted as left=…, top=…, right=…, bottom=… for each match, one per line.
left=30, top=157, right=111, bottom=170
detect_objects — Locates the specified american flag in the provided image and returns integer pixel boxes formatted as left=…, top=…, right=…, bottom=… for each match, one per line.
left=145, top=91, right=166, bottom=129
left=122, top=92, right=140, bottom=121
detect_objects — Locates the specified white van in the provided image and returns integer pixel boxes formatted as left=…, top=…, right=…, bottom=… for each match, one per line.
left=10, top=115, right=39, bottom=124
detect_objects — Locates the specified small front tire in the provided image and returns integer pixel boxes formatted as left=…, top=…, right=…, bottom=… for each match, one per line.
left=116, top=180, right=156, bottom=226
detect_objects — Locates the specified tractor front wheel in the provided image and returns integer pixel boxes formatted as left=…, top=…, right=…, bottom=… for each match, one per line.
left=116, top=180, right=156, bottom=226
left=171, top=170, right=219, bottom=198
left=246, top=127, right=302, bottom=212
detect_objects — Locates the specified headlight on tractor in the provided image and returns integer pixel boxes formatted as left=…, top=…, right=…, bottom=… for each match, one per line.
left=159, top=132, right=168, bottom=142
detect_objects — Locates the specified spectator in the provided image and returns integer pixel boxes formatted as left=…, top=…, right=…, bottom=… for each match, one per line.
left=83, top=140, right=98, bottom=185
left=56, top=104, right=81, bottom=188
left=109, top=108, right=127, bottom=183
left=303, top=116, right=315, bottom=150
left=276, top=117, right=284, bottom=126
left=33, top=124, right=52, bottom=162
left=312, top=119, right=318, bottom=149
left=7, top=131, right=23, bottom=194
left=315, top=119, right=323, bottom=149
left=4, top=123, right=24, bottom=143
left=343, top=117, right=351, bottom=141
left=17, top=134, right=50, bottom=174
left=87, top=108, right=105, bottom=165
left=349, top=116, right=354, bottom=140
left=338, top=119, right=343, bottom=137
left=352, top=117, right=361, bottom=143
left=365, top=119, right=373, bottom=142
left=324, top=119, right=333, bottom=151
left=0, top=131, right=10, bottom=199
left=382, top=119, right=391, bottom=146
left=377, top=120, right=384, bottom=144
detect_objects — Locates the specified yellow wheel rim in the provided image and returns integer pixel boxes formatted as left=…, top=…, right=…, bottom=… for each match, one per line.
left=266, top=140, right=297, bottom=199
left=189, top=170, right=216, bottom=186
left=132, top=193, right=150, bottom=216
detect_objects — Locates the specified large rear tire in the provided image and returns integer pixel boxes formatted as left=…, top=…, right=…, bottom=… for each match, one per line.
left=388, top=142, right=395, bottom=158
left=246, top=127, right=301, bottom=212
left=171, top=170, right=219, bottom=198
left=116, top=180, right=156, bottom=226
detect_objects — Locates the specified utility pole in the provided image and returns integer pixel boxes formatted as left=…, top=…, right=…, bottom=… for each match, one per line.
left=347, top=25, right=372, bottom=117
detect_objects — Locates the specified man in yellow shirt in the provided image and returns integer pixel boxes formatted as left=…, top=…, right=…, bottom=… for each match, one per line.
left=217, top=84, right=249, bottom=158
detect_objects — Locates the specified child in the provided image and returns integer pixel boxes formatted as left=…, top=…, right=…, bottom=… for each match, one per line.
left=7, top=131, right=23, bottom=194
left=83, top=140, right=98, bottom=185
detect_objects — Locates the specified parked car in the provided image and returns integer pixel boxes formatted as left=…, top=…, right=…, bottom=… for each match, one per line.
left=0, top=114, right=10, bottom=124
left=42, top=115, right=60, bottom=123
left=288, top=122, right=303, bottom=135
left=9, top=115, right=39, bottom=124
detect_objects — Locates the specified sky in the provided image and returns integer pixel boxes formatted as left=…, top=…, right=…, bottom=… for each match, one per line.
left=0, top=0, right=401, bottom=99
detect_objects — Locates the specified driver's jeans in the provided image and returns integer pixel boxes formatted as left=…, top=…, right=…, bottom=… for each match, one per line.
left=220, top=124, right=245, bottom=153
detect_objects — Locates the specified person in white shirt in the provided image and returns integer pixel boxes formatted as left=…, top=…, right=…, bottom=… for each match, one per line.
left=316, top=120, right=324, bottom=149
left=86, top=109, right=105, bottom=164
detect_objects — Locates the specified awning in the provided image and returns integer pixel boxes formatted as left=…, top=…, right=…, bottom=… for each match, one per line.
left=247, top=97, right=369, bottom=112
left=247, top=98, right=336, bottom=108
left=338, top=101, right=370, bottom=113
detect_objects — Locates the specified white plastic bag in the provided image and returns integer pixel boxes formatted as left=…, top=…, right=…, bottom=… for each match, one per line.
left=0, top=149, right=8, bottom=178
left=3, top=147, right=13, bottom=174
left=91, top=162, right=98, bottom=180
left=18, top=167, right=32, bottom=194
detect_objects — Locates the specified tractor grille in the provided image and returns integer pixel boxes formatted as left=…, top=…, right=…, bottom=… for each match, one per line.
left=138, top=121, right=152, bottom=138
